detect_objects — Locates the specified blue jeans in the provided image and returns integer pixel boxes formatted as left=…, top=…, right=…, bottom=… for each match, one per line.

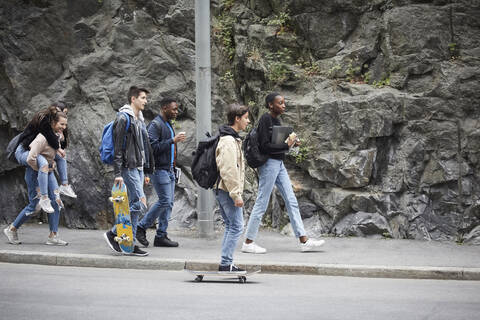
left=138, top=169, right=175, bottom=238
left=216, top=189, right=244, bottom=266
left=12, top=167, right=61, bottom=232
left=15, top=144, right=59, bottom=196
left=245, top=158, right=306, bottom=240
left=111, top=168, right=146, bottom=240
left=55, top=153, right=68, bottom=185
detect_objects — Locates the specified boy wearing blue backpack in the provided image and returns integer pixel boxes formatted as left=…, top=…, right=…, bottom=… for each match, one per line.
left=103, top=86, right=154, bottom=256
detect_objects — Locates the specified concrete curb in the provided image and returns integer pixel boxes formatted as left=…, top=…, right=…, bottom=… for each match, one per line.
left=1, top=250, right=479, bottom=281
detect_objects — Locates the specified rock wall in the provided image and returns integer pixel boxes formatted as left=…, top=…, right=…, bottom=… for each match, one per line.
left=1, top=0, right=479, bottom=243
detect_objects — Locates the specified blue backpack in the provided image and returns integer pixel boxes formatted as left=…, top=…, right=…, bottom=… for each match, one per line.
left=99, top=112, right=130, bottom=164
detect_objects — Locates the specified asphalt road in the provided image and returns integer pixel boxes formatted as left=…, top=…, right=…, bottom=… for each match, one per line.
left=1, top=263, right=479, bottom=320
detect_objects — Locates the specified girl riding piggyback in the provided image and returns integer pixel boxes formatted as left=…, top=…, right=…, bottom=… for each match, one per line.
left=15, top=103, right=76, bottom=213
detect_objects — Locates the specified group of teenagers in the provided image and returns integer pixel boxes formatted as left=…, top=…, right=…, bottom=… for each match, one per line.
left=3, top=86, right=325, bottom=272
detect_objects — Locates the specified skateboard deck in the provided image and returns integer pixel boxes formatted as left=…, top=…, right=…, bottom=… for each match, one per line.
left=185, top=265, right=261, bottom=283
left=110, top=183, right=133, bottom=254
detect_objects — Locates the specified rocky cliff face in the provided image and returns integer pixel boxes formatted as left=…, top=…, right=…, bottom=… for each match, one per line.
left=1, top=0, right=479, bottom=243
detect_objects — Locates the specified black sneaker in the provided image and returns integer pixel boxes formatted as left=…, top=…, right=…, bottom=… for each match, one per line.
left=154, top=236, right=179, bottom=247
left=136, top=226, right=149, bottom=247
left=103, top=231, right=121, bottom=254
left=218, top=264, right=245, bottom=272
left=131, top=245, right=149, bottom=256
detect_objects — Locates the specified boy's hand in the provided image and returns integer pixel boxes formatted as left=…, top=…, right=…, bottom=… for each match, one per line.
left=114, top=177, right=123, bottom=188
left=234, top=198, right=244, bottom=207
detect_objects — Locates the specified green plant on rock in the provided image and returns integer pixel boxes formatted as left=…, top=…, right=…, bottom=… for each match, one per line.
left=213, top=13, right=235, bottom=61
left=327, top=64, right=342, bottom=79
left=220, top=0, right=235, bottom=10
left=266, top=10, right=292, bottom=35
left=247, top=46, right=263, bottom=64
left=289, top=137, right=313, bottom=164
left=296, top=58, right=321, bottom=79
left=304, top=62, right=321, bottom=77
left=372, top=75, right=391, bottom=88
left=346, top=59, right=363, bottom=83
left=294, top=145, right=312, bottom=164
left=220, top=70, right=234, bottom=82
left=265, top=48, right=292, bottom=84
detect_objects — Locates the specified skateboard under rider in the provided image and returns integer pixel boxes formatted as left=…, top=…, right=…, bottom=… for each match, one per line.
left=185, top=263, right=261, bottom=283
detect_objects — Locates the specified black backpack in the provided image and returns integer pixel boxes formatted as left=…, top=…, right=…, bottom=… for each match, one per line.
left=243, top=127, right=269, bottom=168
left=6, top=132, right=23, bottom=163
left=191, top=132, right=221, bottom=189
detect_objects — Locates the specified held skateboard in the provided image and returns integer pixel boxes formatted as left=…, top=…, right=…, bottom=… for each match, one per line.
left=185, top=264, right=261, bottom=283
left=110, top=183, right=133, bottom=254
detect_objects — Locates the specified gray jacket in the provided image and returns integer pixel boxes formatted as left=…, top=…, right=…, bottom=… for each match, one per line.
left=113, top=105, right=154, bottom=177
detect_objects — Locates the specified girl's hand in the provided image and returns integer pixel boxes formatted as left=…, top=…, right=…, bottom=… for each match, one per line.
left=57, top=149, right=66, bottom=158
left=286, top=133, right=298, bottom=147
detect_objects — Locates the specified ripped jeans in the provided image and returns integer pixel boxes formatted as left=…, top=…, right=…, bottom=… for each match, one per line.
left=15, top=144, right=59, bottom=199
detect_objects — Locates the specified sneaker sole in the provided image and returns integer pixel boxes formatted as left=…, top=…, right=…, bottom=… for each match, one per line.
left=103, top=233, right=121, bottom=254
left=241, top=249, right=267, bottom=254
left=60, top=193, right=77, bottom=198
left=300, top=240, right=325, bottom=252
left=126, top=252, right=149, bottom=257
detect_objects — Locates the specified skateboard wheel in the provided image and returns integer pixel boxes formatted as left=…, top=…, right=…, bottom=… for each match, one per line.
left=114, top=237, right=121, bottom=242
left=239, top=276, right=246, bottom=283
left=195, top=275, right=203, bottom=282
left=126, top=236, right=131, bottom=241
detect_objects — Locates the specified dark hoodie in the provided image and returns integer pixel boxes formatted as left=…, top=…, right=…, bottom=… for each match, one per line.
left=218, top=124, right=241, bottom=139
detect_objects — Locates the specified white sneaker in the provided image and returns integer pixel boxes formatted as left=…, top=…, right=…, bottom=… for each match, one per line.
left=46, top=235, right=68, bottom=246
left=59, top=184, right=77, bottom=198
left=39, top=197, right=54, bottom=213
left=300, top=238, right=325, bottom=252
left=241, top=242, right=267, bottom=254
left=3, top=226, right=21, bottom=245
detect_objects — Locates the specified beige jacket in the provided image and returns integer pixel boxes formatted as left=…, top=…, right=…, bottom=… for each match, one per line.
left=27, top=133, right=57, bottom=171
left=215, top=135, right=245, bottom=202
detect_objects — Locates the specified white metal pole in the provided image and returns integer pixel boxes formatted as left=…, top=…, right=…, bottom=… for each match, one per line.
left=195, top=0, right=214, bottom=238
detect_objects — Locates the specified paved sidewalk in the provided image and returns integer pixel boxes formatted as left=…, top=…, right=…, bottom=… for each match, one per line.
left=1, top=224, right=479, bottom=280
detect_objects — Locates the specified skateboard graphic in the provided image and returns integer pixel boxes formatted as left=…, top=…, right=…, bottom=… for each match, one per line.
left=185, top=263, right=261, bottom=283
left=110, top=183, right=133, bottom=254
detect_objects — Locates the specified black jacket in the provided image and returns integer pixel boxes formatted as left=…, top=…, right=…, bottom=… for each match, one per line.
left=257, top=112, right=289, bottom=160
left=148, top=115, right=177, bottom=171
left=113, top=111, right=154, bottom=177
left=20, top=116, right=60, bottom=150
